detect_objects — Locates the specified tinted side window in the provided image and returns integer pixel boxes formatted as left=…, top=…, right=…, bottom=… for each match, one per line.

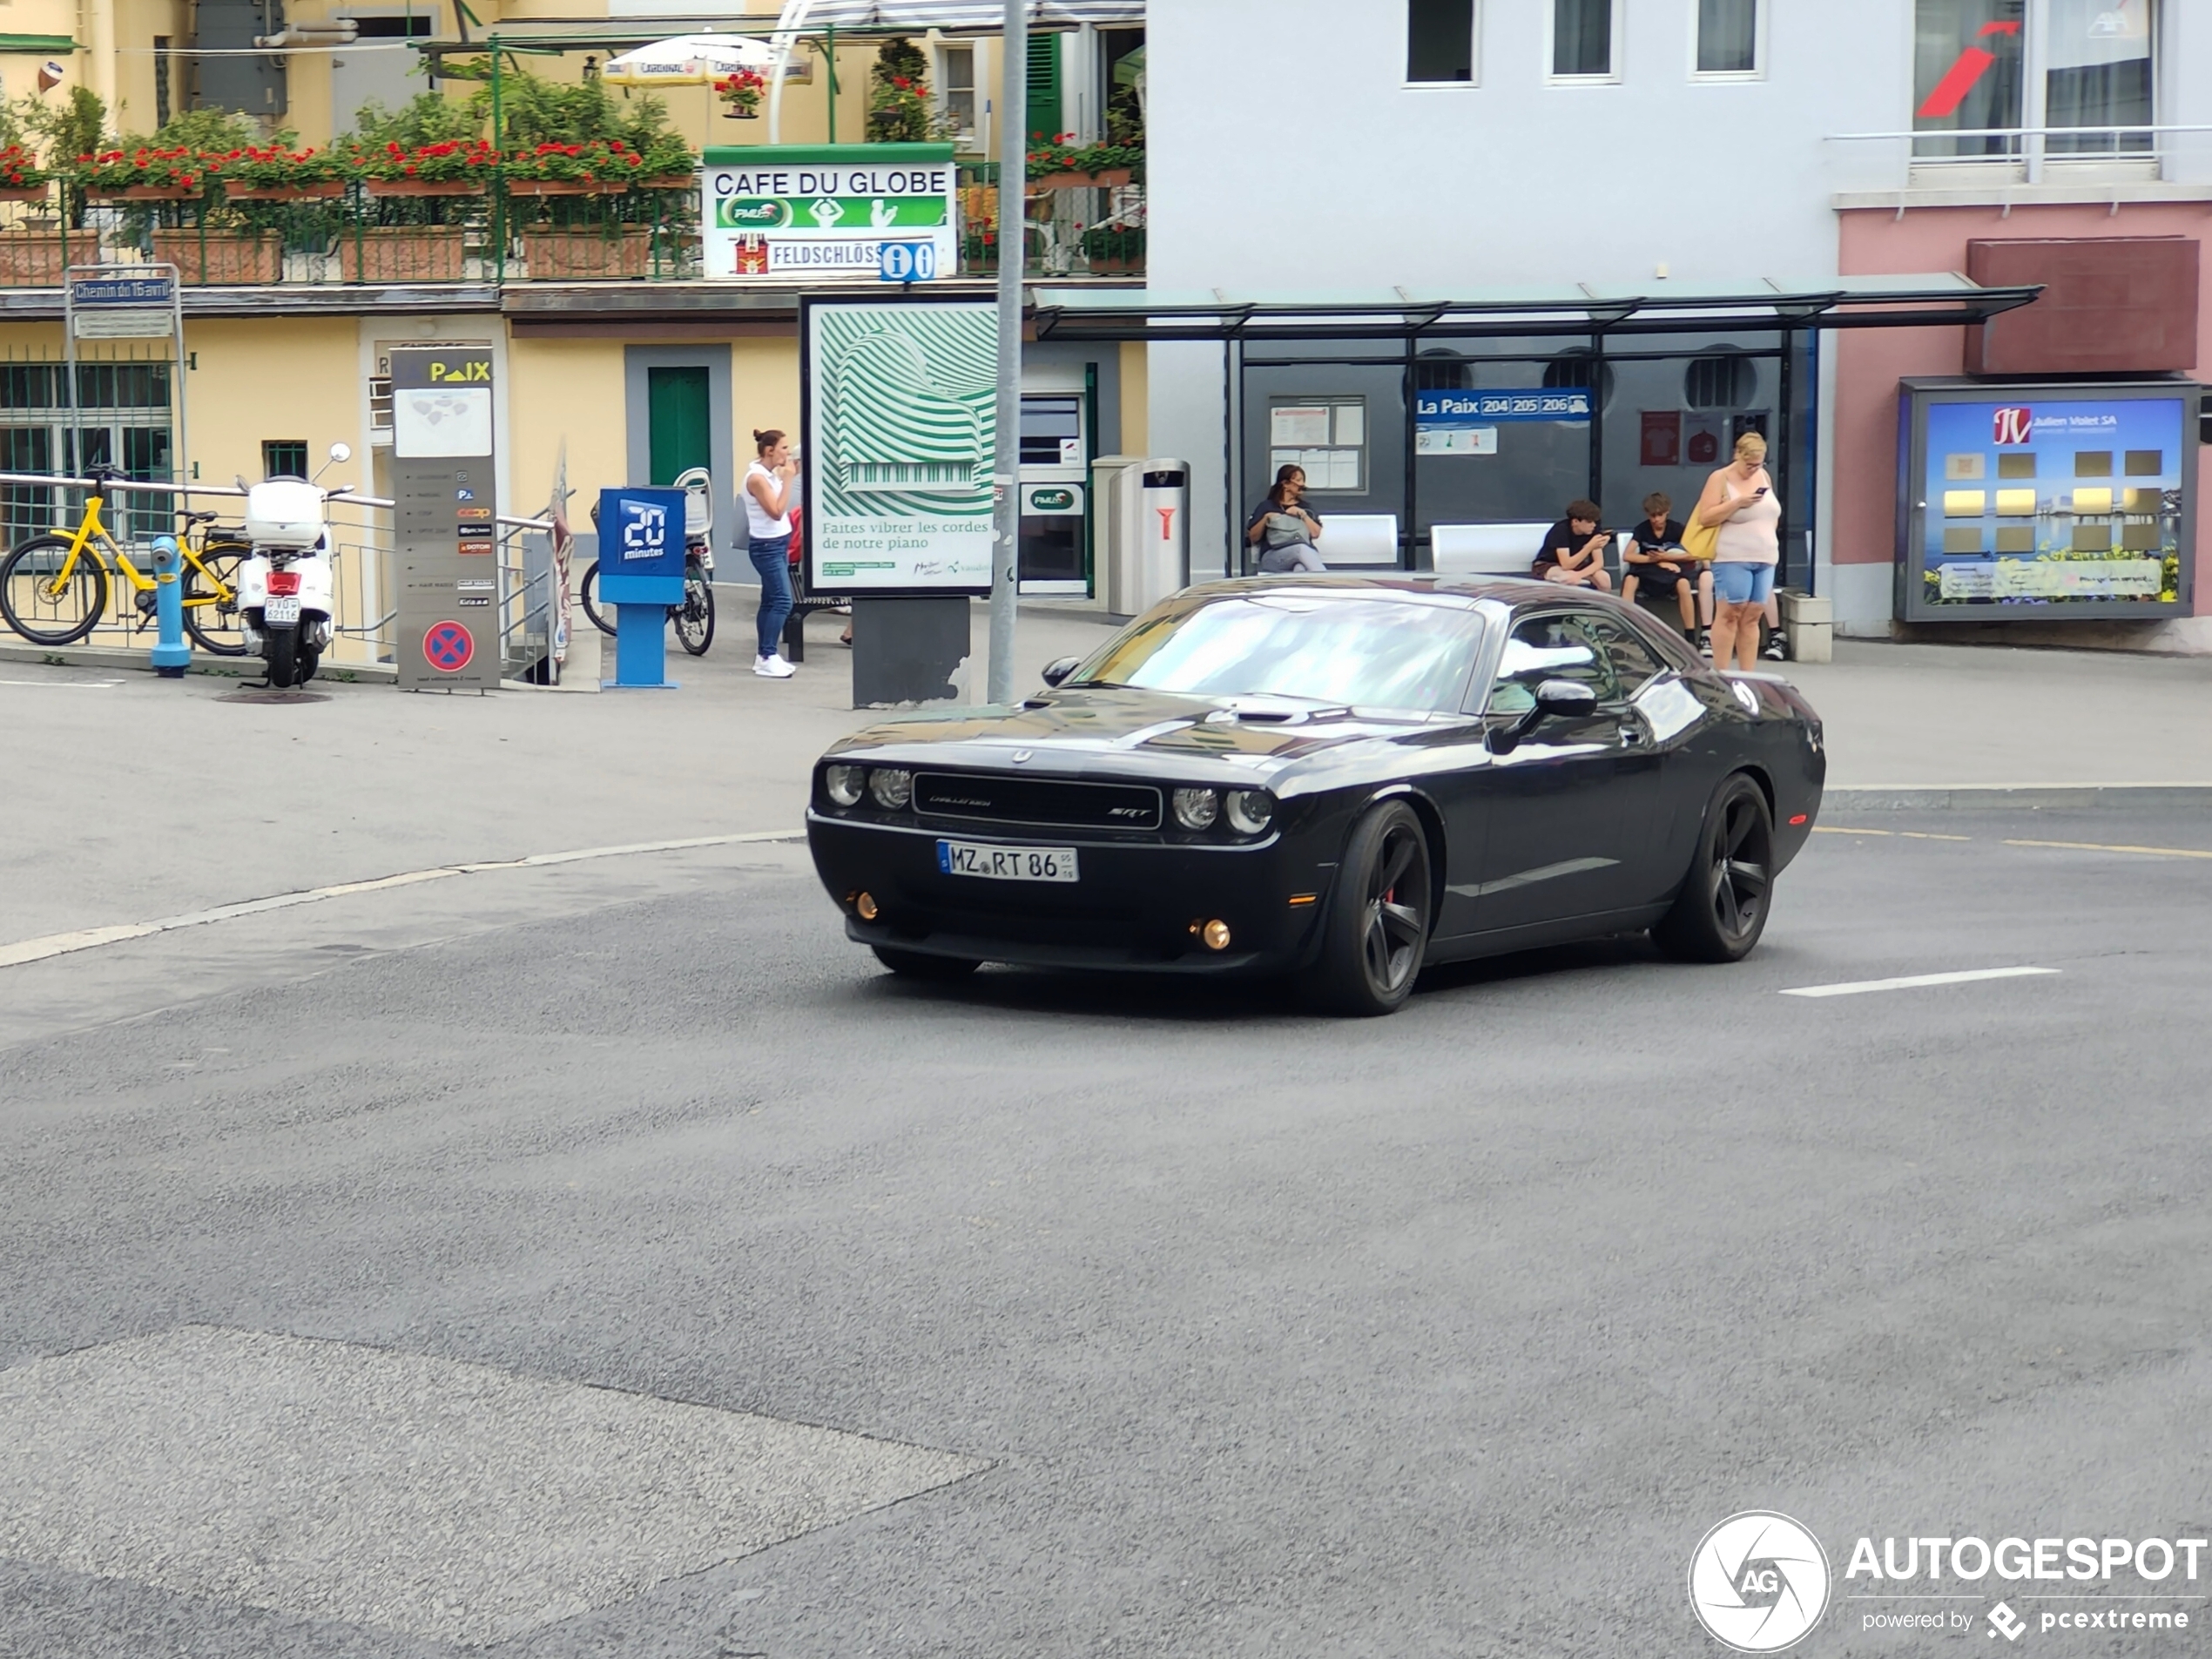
left=1488, top=611, right=1621, bottom=714
left=1584, top=613, right=1666, bottom=696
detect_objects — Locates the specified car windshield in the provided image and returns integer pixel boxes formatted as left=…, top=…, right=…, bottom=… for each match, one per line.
left=1069, top=590, right=1485, bottom=713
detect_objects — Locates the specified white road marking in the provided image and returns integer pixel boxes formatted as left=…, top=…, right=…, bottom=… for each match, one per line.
left=1781, top=966, right=2060, bottom=999
left=2006, top=837, right=2212, bottom=861
left=0, top=830, right=804, bottom=970
left=0, top=678, right=122, bottom=687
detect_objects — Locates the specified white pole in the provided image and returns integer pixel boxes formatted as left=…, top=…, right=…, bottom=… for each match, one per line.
left=988, top=1, right=1026, bottom=705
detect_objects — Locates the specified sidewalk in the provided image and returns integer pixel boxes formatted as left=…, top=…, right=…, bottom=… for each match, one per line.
left=1, top=617, right=2205, bottom=946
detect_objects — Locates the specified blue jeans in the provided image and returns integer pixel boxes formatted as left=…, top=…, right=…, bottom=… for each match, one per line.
left=748, top=534, right=793, bottom=658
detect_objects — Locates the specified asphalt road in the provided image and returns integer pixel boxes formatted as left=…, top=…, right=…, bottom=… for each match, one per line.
left=3, top=806, right=2209, bottom=1658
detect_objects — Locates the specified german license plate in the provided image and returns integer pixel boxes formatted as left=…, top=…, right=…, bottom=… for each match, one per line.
left=937, top=840, right=1079, bottom=882
left=264, top=596, right=300, bottom=624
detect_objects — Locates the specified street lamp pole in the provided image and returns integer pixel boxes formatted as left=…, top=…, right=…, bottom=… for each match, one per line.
left=988, top=0, right=1027, bottom=705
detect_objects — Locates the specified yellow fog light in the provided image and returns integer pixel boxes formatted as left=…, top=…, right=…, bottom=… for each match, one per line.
left=855, top=891, right=880, bottom=921
left=1201, top=919, right=1231, bottom=951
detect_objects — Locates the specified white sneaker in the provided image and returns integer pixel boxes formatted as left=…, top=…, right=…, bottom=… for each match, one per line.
left=753, top=653, right=796, bottom=678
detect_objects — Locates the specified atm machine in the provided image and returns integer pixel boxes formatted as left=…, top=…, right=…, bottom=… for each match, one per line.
left=1018, top=391, right=1091, bottom=595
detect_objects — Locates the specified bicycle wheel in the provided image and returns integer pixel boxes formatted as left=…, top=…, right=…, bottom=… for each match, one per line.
left=580, top=560, right=614, bottom=637
left=0, top=536, right=106, bottom=645
left=181, top=542, right=252, bottom=656
left=674, top=570, right=714, bottom=656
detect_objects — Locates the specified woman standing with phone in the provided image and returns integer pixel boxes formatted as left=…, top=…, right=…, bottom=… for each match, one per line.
left=1695, top=431, right=1779, bottom=671
left=745, top=428, right=799, bottom=678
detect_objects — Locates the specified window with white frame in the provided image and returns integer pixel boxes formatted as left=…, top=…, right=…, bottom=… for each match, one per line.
left=1407, top=0, right=1475, bottom=84
left=1912, top=0, right=2155, bottom=163
left=1550, top=0, right=1621, bottom=79
left=1268, top=399, right=1366, bottom=494
left=939, top=44, right=977, bottom=140
left=1695, top=0, right=1763, bottom=76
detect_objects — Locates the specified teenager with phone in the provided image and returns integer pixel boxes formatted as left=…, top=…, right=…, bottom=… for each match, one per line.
left=1620, top=490, right=1713, bottom=648
left=1532, top=499, right=1614, bottom=592
left=1695, top=432, right=1779, bottom=671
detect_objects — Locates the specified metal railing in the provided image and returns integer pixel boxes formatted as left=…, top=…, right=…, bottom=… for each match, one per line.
left=0, top=178, right=1145, bottom=287
left=1824, top=123, right=2212, bottom=188
left=0, top=470, right=556, bottom=679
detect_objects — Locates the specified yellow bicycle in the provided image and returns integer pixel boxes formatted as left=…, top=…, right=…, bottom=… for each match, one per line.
left=0, top=466, right=252, bottom=653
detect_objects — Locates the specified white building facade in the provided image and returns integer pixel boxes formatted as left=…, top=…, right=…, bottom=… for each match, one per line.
left=1142, top=0, right=2212, bottom=646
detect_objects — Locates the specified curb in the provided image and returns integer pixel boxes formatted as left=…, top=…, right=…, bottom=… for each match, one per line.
left=0, top=641, right=569, bottom=691
left=1826, top=785, right=2212, bottom=812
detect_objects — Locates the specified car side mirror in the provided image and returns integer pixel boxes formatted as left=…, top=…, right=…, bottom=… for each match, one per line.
left=1040, top=656, right=1080, bottom=687
left=1491, top=678, right=1599, bottom=754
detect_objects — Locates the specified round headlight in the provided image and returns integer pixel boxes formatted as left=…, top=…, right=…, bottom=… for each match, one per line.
left=1172, top=786, right=1219, bottom=831
left=1224, top=789, right=1275, bottom=835
left=869, top=767, right=914, bottom=810
left=825, top=764, right=866, bottom=807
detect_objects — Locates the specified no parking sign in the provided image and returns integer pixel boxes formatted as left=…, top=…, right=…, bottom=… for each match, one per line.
left=422, top=620, right=474, bottom=672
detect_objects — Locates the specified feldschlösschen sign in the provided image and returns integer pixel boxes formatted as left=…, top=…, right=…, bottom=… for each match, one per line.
left=702, top=143, right=956, bottom=282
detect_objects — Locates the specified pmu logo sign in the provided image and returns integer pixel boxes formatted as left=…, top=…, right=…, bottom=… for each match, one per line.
left=618, top=500, right=669, bottom=563
left=1993, top=406, right=2034, bottom=445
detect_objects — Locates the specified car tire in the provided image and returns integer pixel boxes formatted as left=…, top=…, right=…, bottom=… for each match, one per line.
left=871, top=944, right=982, bottom=980
left=1655, top=772, right=1774, bottom=963
left=1299, top=799, right=1433, bottom=1017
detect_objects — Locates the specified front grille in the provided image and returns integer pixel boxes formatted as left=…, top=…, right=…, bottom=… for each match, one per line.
left=914, top=772, right=1163, bottom=831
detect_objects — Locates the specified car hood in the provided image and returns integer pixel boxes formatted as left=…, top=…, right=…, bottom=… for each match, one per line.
left=822, top=686, right=1439, bottom=772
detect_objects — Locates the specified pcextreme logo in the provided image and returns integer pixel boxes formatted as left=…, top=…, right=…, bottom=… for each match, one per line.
left=1689, top=1512, right=1831, bottom=1653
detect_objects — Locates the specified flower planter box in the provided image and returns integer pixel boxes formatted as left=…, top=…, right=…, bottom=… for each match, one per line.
left=639, top=175, right=696, bottom=191
left=0, top=185, right=50, bottom=203
left=223, top=182, right=346, bottom=201
left=151, top=229, right=281, bottom=284
left=87, top=185, right=204, bottom=202
left=1083, top=253, right=1143, bottom=275
left=1032, top=168, right=1132, bottom=189
left=505, top=179, right=627, bottom=197
left=365, top=179, right=484, bottom=198
left=340, top=226, right=468, bottom=282
left=0, top=231, right=70, bottom=283
left=520, top=227, right=669, bottom=279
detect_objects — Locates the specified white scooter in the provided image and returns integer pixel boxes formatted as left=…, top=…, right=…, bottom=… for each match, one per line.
left=236, top=442, right=350, bottom=688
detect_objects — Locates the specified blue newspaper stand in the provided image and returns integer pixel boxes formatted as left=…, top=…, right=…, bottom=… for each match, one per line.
left=597, top=486, right=687, bottom=689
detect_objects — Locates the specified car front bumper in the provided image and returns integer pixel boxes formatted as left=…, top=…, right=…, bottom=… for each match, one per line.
left=806, top=813, right=1332, bottom=974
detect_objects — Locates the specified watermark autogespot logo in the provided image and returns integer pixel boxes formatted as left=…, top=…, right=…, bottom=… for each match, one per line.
left=1689, top=1512, right=1831, bottom=1653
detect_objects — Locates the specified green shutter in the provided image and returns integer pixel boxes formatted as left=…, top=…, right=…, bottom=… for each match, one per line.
left=1025, top=33, right=1061, bottom=140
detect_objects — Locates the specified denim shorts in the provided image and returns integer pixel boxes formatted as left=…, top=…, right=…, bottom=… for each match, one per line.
left=1713, top=561, right=1776, bottom=605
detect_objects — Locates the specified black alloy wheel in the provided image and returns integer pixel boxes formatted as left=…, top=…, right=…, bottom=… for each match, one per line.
left=872, top=943, right=981, bottom=980
left=1301, top=799, right=1433, bottom=1016
left=1656, top=772, right=1774, bottom=963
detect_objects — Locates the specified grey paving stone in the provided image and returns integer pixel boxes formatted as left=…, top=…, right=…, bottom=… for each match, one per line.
left=0, top=1326, right=986, bottom=1646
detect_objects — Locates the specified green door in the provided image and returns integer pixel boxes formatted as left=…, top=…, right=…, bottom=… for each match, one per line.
left=646, top=366, right=711, bottom=485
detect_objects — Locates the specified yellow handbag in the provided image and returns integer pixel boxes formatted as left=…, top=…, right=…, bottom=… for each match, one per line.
left=1680, top=508, right=1720, bottom=562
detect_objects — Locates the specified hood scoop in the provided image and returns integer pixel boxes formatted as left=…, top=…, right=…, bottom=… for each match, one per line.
left=1204, top=698, right=1347, bottom=726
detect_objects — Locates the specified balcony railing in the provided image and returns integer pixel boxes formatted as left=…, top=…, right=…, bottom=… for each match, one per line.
left=0, top=175, right=1144, bottom=289
left=1824, top=123, right=2212, bottom=192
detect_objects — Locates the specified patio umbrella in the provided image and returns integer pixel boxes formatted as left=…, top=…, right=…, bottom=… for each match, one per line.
left=601, top=33, right=784, bottom=87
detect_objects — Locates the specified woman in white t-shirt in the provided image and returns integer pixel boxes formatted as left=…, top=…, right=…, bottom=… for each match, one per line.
left=744, top=428, right=799, bottom=678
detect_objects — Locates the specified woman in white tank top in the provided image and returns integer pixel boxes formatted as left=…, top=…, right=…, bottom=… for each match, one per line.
left=1695, top=430, right=1781, bottom=671
left=744, top=428, right=799, bottom=677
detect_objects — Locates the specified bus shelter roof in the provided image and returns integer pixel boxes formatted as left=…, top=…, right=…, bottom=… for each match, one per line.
left=1028, top=275, right=2042, bottom=343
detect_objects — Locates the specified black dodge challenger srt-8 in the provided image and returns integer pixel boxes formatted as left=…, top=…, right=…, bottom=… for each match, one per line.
left=806, top=576, right=1824, bottom=1015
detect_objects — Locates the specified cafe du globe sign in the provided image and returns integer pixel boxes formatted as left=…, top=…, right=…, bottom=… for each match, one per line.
left=801, top=294, right=995, bottom=594
left=702, top=142, right=956, bottom=282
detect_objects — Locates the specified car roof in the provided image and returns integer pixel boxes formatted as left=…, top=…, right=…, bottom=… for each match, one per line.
left=1178, top=573, right=1564, bottom=606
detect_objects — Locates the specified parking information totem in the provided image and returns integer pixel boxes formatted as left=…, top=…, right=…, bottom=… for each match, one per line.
left=391, top=346, right=498, bottom=691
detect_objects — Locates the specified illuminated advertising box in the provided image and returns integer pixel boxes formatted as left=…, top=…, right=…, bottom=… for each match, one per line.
left=1897, top=378, right=2197, bottom=623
